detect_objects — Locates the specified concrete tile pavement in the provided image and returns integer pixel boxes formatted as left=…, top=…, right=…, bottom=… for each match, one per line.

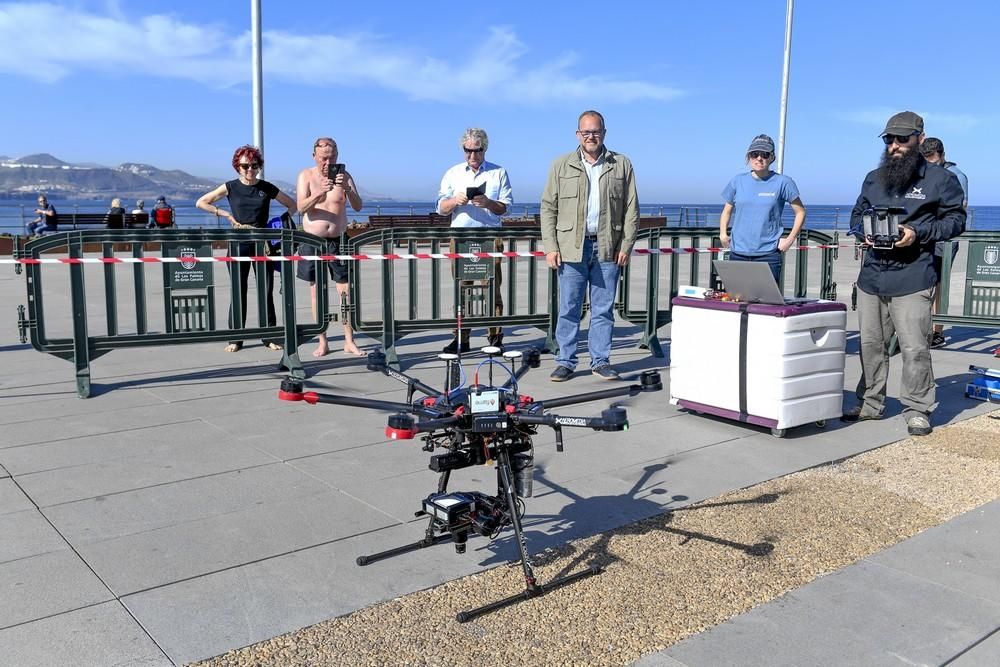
left=641, top=501, right=1000, bottom=667
left=1, top=246, right=998, bottom=665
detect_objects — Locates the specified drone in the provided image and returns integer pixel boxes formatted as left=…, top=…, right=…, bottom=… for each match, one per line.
left=278, top=345, right=662, bottom=622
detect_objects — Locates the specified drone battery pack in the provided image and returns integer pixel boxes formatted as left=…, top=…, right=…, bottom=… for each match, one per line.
left=472, top=414, right=508, bottom=432
left=423, top=492, right=476, bottom=523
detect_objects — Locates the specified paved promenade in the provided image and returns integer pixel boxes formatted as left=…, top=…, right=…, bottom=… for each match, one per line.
left=1, top=244, right=998, bottom=666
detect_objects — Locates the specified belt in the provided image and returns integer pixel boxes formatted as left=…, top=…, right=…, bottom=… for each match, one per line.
left=584, top=234, right=598, bottom=240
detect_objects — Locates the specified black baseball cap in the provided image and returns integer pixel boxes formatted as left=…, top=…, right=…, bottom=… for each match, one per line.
left=880, top=111, right=924, bottom=137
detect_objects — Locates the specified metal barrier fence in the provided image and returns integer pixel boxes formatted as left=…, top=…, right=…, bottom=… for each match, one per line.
left=12, top=228, right=331, bottom=397
left=343, top=226, right=558, bottom=366
left=11, top=224, right=842, bottom=397
left=618, top=226, right=840, bottom=357
left=5, top=204, right=997, bottom=237
left=342, top=224, right=840, bottom=364
left=934, top=232, right=1000, bottom=329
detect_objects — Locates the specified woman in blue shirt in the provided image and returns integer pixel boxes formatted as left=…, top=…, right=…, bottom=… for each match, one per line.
left=719, top=134, right=806, bottom=283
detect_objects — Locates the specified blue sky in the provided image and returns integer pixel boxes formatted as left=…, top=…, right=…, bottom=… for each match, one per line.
left=1, top=0, right=997, bottom=205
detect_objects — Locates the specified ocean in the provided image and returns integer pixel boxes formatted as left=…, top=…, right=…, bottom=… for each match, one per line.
left=3, top=200, right=998, bottom=234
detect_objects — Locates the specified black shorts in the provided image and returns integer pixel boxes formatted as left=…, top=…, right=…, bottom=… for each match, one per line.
left=296, top=240, right=348, bottom=285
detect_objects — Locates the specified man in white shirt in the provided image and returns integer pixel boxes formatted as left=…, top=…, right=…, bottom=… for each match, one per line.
left=436, top=128, right=514, bottom=352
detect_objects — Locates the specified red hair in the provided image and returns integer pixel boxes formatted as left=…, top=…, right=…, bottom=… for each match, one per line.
left=231, top=145, right=263, bottom=173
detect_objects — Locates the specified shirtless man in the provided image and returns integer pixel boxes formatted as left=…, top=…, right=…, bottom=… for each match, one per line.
left=296, top=137, right=364, bottom=356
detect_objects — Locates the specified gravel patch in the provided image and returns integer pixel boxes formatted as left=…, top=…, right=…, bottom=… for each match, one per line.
left=193, top=410, right=1000, bottom=667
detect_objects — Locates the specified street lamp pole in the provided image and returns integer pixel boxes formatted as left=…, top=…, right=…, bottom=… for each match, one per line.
left=251, top=0, right=264, bottom=177
left=776, top=0, right=794, bottom=174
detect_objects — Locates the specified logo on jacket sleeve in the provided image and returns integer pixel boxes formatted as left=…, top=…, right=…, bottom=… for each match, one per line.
left=904, top=187, right=926, bottom=200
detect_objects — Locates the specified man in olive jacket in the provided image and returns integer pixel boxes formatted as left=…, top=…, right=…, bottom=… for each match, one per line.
left=540, top=110, right=639, bottom=382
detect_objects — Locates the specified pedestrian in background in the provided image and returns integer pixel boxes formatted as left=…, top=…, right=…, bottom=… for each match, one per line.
left=27, top=194, right=58, bottom=236
left=919, top=137, right=968, bottom=349
left=196, top=145, right=297, bottom=353
left=540, top=110, right=638, bottom=382
left=295, top=136, right=365, bottom=357
left=436, top=127, right=513, bottom=352
left=719, top=134, right=806, bottom=284
left=149, top=195, right=175, bottom=229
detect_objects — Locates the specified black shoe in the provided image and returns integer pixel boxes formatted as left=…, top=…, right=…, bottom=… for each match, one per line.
left=487, top=332, right=505, bottom=349
left=550, top=365, right=573, bottom=382
left=841, top=406, right=882, bottom=423
left=592, top=365, right=620, bottom=381
left=929, top=332, right=946, bottom=349
left=442, top=338, right=470, bottom=354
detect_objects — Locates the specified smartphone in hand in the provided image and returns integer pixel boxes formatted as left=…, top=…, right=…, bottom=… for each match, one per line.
left=327, top=163, right=345, bottom=181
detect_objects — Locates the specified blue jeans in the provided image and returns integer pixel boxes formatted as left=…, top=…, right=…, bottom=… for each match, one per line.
left=555, top=238, right=620, bottom=370
left=27, top=222, right=56, bottom=236
left=729, top=249, right=782, bottom=284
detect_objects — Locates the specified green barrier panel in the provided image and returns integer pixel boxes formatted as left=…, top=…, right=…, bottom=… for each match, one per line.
left=618, top=226, right=838, bottom=358
left=13, top=228, right=331, bottom=397
left=344, top=225, right=556, bottom=367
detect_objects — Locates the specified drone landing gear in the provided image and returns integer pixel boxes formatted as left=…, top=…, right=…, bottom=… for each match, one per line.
left=456, top=564, right=602, bottom=623
left=354, top=450, right=604, bottom=623
left=355, top=533, right=453, bottom=566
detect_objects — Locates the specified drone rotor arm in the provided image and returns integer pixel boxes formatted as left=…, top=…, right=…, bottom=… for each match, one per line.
left=526, top=370, right=662, bottom=411
left=279, top=387, right=422, bottom=416
left=412, top=414, right=463, bottom=433
left=510, top=408, right=627, bottom=433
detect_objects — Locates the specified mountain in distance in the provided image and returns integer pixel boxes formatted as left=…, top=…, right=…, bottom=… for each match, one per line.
left=0, top=154, right=395, bottom=202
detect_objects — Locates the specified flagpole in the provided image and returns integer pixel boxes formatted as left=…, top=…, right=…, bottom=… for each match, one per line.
left=251, top=0, right=264, bottom=177
left=776, top=0, right=794, bottom=174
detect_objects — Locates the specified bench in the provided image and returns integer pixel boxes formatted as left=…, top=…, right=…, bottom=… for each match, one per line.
left=52, top=212, right=151, bottom=230
left=366, top=214, right=451, bottom=228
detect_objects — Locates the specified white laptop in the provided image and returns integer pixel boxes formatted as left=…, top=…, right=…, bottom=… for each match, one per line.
left=712, top=259, right=811, bottom=305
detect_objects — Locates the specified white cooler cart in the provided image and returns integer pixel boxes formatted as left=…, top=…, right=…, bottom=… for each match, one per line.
left=669, top=296, right=847, bottom=437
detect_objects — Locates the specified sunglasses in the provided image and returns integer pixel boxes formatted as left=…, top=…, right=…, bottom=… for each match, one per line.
left=238, top=162, right=261, bottom=170
left=463, top=147, right=485, bottom=154
left=749, top=151, right=772, bottom=160
left=882, top=133, right=916, bottom=146
left=577, top=130, right=604, bottom=137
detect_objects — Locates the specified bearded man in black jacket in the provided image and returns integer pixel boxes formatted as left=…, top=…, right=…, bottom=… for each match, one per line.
left=843, top=111, right=966, bottom=436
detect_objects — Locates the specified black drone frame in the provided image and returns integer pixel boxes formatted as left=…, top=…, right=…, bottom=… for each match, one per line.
left=278, top=347, right=662, bottom=622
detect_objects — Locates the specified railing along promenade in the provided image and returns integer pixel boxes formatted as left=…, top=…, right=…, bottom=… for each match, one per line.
left=2, top=202, right=998, bottom=238
left=9, top=216, right=1000, bottom=398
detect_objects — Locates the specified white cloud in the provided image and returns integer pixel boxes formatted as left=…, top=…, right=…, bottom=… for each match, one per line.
left=0, top=3, right=683, bottom=104
left=834, top=107, right=990, bottom=133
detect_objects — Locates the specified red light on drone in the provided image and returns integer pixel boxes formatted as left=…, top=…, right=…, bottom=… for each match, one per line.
left=385, top=425, right=416, bottom=440
left=385, top=413, right=416, bottom=440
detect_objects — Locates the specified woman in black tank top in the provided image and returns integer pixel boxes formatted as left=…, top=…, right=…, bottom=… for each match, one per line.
left=196, top=145, right=297, bottom=352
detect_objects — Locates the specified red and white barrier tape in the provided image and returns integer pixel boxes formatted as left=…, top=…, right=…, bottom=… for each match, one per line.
left=1, top=243, right=844, bottom=265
